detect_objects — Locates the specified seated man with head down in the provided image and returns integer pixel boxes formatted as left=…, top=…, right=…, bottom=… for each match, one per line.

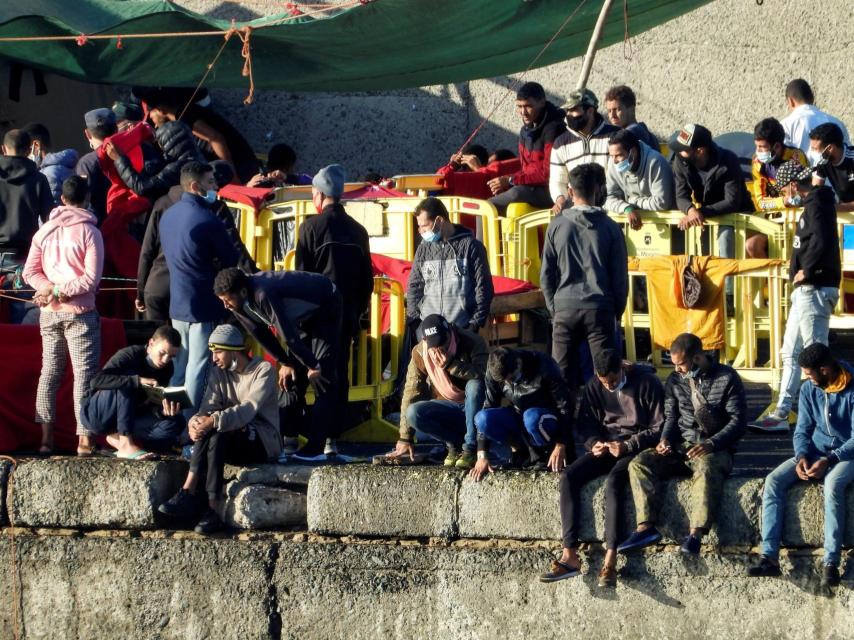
left=158, top=324, right=282, bottom=534
left=386, top=314, right=487, bottom=469
left=470, top=347, right=575, bottom=481
left=81, top=325, right=185, bottom=459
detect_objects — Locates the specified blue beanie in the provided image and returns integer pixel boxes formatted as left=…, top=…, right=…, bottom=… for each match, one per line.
left=312, top=164, right=346, bottom=197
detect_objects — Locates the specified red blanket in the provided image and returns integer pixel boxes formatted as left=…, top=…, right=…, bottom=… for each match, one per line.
left=0, top=318, right=127, bottom=453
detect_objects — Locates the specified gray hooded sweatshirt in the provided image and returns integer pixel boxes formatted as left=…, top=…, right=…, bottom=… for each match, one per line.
left=605, top=141, right=675, bottom=213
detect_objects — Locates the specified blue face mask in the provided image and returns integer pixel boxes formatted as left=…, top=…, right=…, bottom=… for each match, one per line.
left=204, top=189, right=218, bottom=204
left=419, top=219, right=441, bottom=243
left=789, top=194, right=803, bottom=207
left=681, top=366, right=701, bottom=380
left=756, top=150, right=773, bottom=164
left=607, top=374, right=626, bottom=393
left=615, top=150, right=633, bottom=173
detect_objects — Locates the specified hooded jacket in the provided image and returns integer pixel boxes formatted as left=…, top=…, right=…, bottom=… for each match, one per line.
left=0, top=155, right=54, bottom=257
left=672, top=143, right=753, bottom=216
left=605, top=141, right=675, bottom=212
left=540, top=205, right=628, bottom=317
left=40, top=149, right=79, bottom=205
left=406, top=223, right=493, bottom=330
left=790, top=185, right=840, bottom=288
left=794, top=361, right=854, bottom=464
left=22, top=205, right=104, bottom=313
left=513, top=101, right=566, bottom=187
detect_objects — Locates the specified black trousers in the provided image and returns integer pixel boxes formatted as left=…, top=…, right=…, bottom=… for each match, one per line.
left=190, top=427, right=268, bottom=501
left=551, top=308, right=617, bottom=396
left=334, top=308, right=360, bottom=438
left=559, top=450, right=636, bottom=550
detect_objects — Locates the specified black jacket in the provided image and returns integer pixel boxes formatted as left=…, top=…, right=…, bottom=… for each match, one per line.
left=295, top=203, right=373, bottom=323
left=75, top=151, right=110, bottom=225
left=790, top=185, right=840, bottom=288
left=672, top=143, right=753, bottom=217
left=480, top=349, right=573, bottom=449
left=115, top=121, right=203, bottom=200
left=577, top=365, right=664, bottom=453
left=0, top=156, right=54, bottom=257
left=87, top=345, right=174, bottom=415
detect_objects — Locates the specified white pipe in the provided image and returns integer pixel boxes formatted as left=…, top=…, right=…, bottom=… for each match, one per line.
left=575, top=0, right=616, bottom=91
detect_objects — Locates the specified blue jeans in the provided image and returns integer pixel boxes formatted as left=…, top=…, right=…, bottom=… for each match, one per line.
left=81, top=388, right=186, bottom=452
left=171, top=320, right=216, bottom=417
left=761, top=456, right=854, bottom=565
left=474, top=406, right=559, bottom=447
left=776, top=285, right=838, bottom=414
left=406, top=379, right=484, bottom=452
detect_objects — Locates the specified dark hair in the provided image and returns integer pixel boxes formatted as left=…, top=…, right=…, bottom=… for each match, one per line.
left=359, top=171, right=383, bottom=184
left=61, top=175, right=88, bottom=205
left=210, top=159, right=235, bottom=189
left=213, top=267, right=250, bottom=296
left=151, top=325, right=182, bottom=348
left=809, top=122, right=844, bottom=148
left=87, top=119, right=118, bottom=140
left=798, top=342, right=835, bottom=370
left=608, top=128, right=639, bottom=152
left=568, top=163, right=606, bottom=202
left=487, top=347, right=519, bottom=382
left=491, top=148, right=516, bottom=161
left=593, top=349, right=622, bottom=377
left=415, top=196, right=449, bottom=221
left=267, top=143, right=297, bottom=172
left=604, top=84, right=637, bottom=108
left=22, top=123, right=51, bottom=149
left=753, top=118, right=785, bottom=146
left=463, top=144, right=489, bottom=167
left=785, top=78, right=814, bottom=104
left=3, top=129, right=31, bottom=156
left=180, top=161, right=213, bottom=189
left=516, top=82, right=546, bottom=102
left=670, top=333, right=703, bottom=358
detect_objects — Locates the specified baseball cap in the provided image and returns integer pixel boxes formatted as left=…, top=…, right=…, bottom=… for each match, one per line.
left=774, top=158, right=813, bottom=189
left=670, top=124, right=713, bottom=152
left=561, top=88, right=598, bottom=111
left=84, top=108, right=116, bottom=130
left=420, top=314, right=450, bottom=349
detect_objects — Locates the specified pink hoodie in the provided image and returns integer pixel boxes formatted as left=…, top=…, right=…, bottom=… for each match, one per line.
left=23, top=205, right=104, bottom=314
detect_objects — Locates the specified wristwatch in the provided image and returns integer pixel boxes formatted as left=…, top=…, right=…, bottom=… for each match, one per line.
left=508, top=175, right=515, bottom=186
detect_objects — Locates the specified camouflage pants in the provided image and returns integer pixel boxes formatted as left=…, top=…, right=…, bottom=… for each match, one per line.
left=628, top=444, right=733, bottom=531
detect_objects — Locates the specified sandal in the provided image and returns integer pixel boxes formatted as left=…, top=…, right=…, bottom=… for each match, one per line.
left=116, top=450, right=159, bottom=461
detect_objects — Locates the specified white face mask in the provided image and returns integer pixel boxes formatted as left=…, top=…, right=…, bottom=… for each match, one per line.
left=228, top=356, right=239, bottom=372
left=607, top=374, right=627, bottom=393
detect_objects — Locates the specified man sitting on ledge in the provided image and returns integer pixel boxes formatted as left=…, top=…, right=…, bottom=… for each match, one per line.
left=81, top=325, right=184, bottom=459
left=470, top=347, right=575, bottom=481
left=158, top=324, right=282, bottom=534
left=386, top=314, right=487, bottom=469
left=748, top=343, right=854, bottom=588
left=618, top=332, right=746, bottom=556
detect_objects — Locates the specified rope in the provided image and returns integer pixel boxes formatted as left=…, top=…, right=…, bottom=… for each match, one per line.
left=0, top=288, right=138, bottom=304
left=237, top=26, right=255, bottom=105
left=454, top=0, right=591, bottom=156
left=0, top=455, right=20, bottom=640
left=178, top=28, right=236, bottom=120
left=622, top=0, right=634, bottom=61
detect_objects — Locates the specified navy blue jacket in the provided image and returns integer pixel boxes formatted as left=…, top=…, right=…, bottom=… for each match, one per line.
left=794, top=361, right=854, bottom=464
left=159, top=192, right=238, bottom=322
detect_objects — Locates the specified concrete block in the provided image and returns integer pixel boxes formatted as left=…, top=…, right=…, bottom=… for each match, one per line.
left=224, top=484, right=307, bottom=530
left=308, top=465, right=460, bottom=538
left=10, top=458, right=188, bottom=529
left=224, top=463, right=314, bottom=487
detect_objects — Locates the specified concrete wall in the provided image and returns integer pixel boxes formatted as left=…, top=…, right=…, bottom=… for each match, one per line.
left=173, top=0, right=854, bottom=178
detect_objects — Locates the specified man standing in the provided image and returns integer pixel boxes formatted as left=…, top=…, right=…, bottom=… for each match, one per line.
left=781, top=79, right=849, bottom=166
left=810, top=123, right=854, bottom=211
left=160, top=162, right=239, bottom=412
left=541, top=163, right=628, bottom=397
left=604, top=85, right=659, bottom=150
left=618, top=333, right=747, bottom=556
left=214, top=267, right=342, bottom=457
left=747, top=343, right=854, bottom=589
left=486, top=82, right=565, bottom=212
left=671, top=123, right=753, bottom=259
left=386, top=314, right=487, bottom=468
left=296, top=164, right=373, bottom=455
left=604, top=128, right=675, bottom=229
left=21, top=123, right=79, bottom=207
left=549, top=89, right=619, bottom=213
left=540, top=350, right=664, bottom=586
left=407, top=197, right=493, bottom=333
left=75, top=108, right=116, bottom=225
left=750, top=160, right=840, bottom=433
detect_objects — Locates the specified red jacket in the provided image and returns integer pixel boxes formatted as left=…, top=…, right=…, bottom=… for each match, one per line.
left=436, top=158, right=522, bottom=200
left=513, top=101, right=566, bottom=187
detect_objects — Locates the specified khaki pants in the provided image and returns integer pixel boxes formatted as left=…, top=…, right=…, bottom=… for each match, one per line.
left=629, top=443, right=733, bottom=531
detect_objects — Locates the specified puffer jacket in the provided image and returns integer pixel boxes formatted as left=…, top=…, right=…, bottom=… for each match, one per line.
left=794, top=361, right=854, bottom=464
left=40, top=148, right=79, bottom=205
left=406, top=224, right=493, bottom=330
left=115, top=120, right=203, bottom=200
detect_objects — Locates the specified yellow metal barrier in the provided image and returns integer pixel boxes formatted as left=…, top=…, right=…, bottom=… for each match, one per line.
left=266, top=182, right=368, bottom=204
left=393, top=174, right=443, bottom=196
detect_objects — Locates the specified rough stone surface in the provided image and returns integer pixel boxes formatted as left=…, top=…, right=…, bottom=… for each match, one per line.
left=224, top=463, right=314, bottom=487
left=308, top=465, right=460, bottom=538
left=10, top=458, right=188, bottom=529
left=225, top=484, right=307, bottom=530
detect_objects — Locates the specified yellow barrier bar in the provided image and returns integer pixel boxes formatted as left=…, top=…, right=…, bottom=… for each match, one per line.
left=393, top=174, right=443, bottom=196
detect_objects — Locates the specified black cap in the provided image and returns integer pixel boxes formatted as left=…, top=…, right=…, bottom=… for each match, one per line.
left=671, top=124, right=713, bottom=152
left=421, top=314, right=450, bottom=348
left=112, top=101, right=144, bottom=123
left=84, top=108, right=116, bottom=130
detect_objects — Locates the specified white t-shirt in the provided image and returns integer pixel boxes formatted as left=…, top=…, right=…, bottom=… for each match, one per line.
left=781, top=104, right=850, bottom=166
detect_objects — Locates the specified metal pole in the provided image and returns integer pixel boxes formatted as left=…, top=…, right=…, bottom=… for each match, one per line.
left=575, top=0, right=616, bottom=91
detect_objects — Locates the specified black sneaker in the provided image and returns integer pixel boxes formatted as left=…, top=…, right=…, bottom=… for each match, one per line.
left=747, top=555, right=781, bottom=577
left=821, top=564, right=840, bottom=588
left=194, top=508, right=225, bottom=535
left=680, top=535, right=701, bottom=556
left=158, top=489, right=197, bottom=518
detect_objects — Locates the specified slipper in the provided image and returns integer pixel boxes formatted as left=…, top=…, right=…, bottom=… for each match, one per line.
left=77, top=446, right=97, bottom=458
left=116, top=450, right=159, bottom=461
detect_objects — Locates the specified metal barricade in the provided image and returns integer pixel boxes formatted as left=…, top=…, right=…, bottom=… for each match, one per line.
left=392, top=174, right=443, bottom=196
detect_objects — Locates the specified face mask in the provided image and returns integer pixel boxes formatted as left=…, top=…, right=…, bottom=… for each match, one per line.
left=615, top=154, right=632, bottom=173
left=756, top=150, right=772, bottom=163
left=566, top=115, right=587, bottom=131
left=228, top=357, right=239, bottom=372
left=28, top=149, right=42, bottom=166
left=204, top=189, right=218, bottom=204
left=789, top=194, right=803, bottom=207
left=681, top=366, right=701, bottom=380
left=420, top=219, right=441, bottom=243
left=607, top=374, right=626, bottom=393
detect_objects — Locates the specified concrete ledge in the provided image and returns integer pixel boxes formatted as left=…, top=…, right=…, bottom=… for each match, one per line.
left=308, top=466, right=460, bottom=538
left=10, top=458, right=187, bottom=529
left=225, top=484, right=307, bottom=530
left=309, top=465, right=854, bottom=548
left=224, top=463, right=314, bottom=487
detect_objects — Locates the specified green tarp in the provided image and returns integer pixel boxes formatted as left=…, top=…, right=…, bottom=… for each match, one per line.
left=0, top=0, right=710, bottom=91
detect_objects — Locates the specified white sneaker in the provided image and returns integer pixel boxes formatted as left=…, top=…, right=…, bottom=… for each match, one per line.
left=324, top=438, right=338, bottom=457
left=282, top=437, right=300, bottom=455
left=749, top=412, right=790, bottom=433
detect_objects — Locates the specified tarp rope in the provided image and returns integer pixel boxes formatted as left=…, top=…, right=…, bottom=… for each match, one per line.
left=0, top=455, right=20, bottom=640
